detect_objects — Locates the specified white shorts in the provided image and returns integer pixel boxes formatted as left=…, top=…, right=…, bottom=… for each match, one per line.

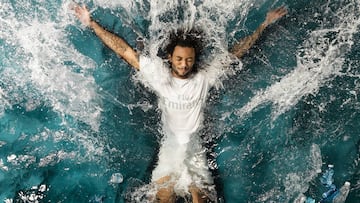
left=151, top=133, right=214, bottom=196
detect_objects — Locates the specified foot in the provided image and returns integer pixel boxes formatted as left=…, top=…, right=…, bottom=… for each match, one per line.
left=156, top=187, right=176, bottom=203
left=155, top=176, right=176, bottom=203
left=189, top=185, right=207, bottom=203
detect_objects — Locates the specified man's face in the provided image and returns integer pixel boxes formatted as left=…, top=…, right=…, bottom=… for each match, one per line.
left=169, top=45, right=195, bottom=79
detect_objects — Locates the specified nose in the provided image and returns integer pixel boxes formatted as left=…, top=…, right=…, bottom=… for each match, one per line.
left=180, top=60, right=187, bottom=68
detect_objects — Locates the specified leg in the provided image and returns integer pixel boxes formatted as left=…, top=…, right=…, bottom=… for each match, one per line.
left=189, top=185, right=207, bottom=203
left=155, top=176, right=176, bottom=203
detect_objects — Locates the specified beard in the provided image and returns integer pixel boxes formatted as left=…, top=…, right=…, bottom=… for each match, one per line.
left=171, top=65, right=193, bottom=79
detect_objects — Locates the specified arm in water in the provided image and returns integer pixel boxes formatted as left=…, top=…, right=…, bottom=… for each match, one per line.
left=73, top=5, right=140, bottom=70
left=230, top=6, right=287, bottom=58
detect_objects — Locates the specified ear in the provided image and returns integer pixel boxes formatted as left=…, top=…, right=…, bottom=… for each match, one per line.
left=167, top=54, right=172, bottom=62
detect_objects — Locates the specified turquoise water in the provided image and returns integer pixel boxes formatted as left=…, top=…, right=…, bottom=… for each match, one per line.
left=0, top=0, right=359, bottom=202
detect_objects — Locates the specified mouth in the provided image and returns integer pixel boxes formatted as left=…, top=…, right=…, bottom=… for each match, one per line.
left=171, top=65, right=192, bottom=78
left=177, top=67, right=188, bottom=72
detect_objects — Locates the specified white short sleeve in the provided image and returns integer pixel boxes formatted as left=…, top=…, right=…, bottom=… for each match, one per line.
left=138, top=55, right=171, bottom=93
left=199, top=55, right=234, bottom=88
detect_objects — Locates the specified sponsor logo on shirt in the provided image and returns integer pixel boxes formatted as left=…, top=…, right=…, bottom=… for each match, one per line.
left=161, top=94, right=205, bottom=110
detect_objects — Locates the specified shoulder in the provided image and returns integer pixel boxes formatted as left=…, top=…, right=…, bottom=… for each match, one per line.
left=194, top=69, right=212, bottom=85
left=139, top=55, right=158, bottom=69
left=139, top=55, right=169, bottom=73
left=189, top=71, right=210, bottom=89
left=137, top=54, right=171, bottom=91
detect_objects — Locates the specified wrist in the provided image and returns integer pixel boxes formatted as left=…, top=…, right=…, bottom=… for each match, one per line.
left=88, top=18, right=95, bottom=28
left=261, top=22, right=268, bottom=28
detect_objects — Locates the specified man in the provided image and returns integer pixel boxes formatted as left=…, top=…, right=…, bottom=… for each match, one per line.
left=73, top=4, right=287, bottom=203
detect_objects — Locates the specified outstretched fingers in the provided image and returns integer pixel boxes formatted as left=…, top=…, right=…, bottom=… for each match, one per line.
left=74, top=5, right=91, bottom=26
left=70, top=3, right=91, bottom=26
left=274, top=6, right=288, bottom=17
left=265, top=6, right=288, bottom=25
left=189, top=186, right=207, bottom=203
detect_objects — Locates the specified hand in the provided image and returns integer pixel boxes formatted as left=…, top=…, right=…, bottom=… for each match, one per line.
left=264, top=6, right=287, bottom=26
left=72, top=4, right=92, bottom=27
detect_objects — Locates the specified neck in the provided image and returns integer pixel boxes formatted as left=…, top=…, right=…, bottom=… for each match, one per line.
left=171, top=70, right=191, bottom=79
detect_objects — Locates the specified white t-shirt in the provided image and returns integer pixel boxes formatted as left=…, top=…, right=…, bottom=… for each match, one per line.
left=139, top=55, right=212, bottom=144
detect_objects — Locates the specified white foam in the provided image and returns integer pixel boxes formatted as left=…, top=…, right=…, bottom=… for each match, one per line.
left=32, top=127, right=107, bottom=166
left=4, top=199, right=13, bottom=203
left=38, top=150, right=76, bottom=167
left=0, top=159, right=9, bottom=171
left=0, top=87, right=10, bottom=116
left=93, top=0, right=143, bottom=12
left=6, top=155, right=16, bottom=162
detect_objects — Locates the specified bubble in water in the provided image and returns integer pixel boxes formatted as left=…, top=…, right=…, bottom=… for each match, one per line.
left=110, top=173, right=124, bottom=184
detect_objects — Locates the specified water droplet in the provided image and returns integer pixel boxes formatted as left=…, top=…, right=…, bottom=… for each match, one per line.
left=110, top=173, right=123, bottom=184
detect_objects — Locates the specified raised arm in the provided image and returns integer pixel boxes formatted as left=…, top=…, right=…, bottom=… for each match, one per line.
left=74, top=5, right=140, bottom=70
left=230, top=6, right=287, bottom=58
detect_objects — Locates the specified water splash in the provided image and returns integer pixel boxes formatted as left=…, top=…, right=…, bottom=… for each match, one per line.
left=1, top=0, right=359, bottom=202
left=235, top=0, right=360, bottom=120
left=0, top=2, right=111, bottom=200
left=0, top=0, right=102, bottom=131
left=256, top=144, right=322, bottom=202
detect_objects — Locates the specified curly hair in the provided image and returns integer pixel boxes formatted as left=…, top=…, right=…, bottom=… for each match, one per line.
left=163, top=28, right=205, bottom=72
